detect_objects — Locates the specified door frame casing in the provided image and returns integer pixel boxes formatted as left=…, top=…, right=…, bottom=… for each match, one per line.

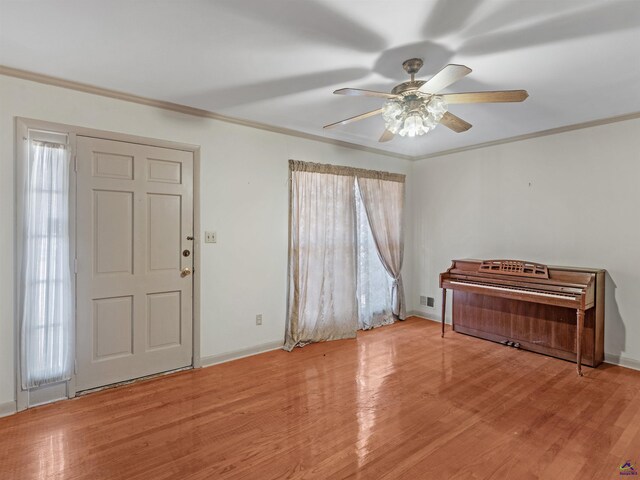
left=14, top=117, right=202, bottom=411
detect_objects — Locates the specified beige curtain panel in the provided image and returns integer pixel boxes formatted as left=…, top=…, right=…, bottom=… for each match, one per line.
left=357, top=177, right=406, bottom=319
left=284, top=164, right=358, bottom=350
left=285, top=160, right=405, bottom=350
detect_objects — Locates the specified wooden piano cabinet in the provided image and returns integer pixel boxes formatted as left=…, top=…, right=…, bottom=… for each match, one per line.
left=441, top=260, right=605, bottom=373
left=452, top=292, right=600, bottom=366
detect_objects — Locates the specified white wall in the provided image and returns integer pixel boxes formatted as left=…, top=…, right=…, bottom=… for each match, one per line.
left=0, top=75, right=412, bottom=406
left=408, top=117, right=640, bottom=366
left=5, top=72, right=637, bottom=411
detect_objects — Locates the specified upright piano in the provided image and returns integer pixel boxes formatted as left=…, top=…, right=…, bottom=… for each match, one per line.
left=440, top=259, right=605, bottom=375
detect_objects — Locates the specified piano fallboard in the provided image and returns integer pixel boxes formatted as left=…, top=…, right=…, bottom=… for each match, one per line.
left=440, top=259, right=605, bottom=372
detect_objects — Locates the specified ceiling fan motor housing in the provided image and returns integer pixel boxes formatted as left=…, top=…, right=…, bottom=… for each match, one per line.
left=391, top=80, right=427, bottom=95
left=402, top=58, right=424, bottom=75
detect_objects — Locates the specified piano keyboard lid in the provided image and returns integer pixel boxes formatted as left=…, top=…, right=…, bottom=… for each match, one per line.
left=448, top=279, right=581, bottom=298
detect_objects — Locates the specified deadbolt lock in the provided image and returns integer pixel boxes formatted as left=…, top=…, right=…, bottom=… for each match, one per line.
left=183, top=249, right=191, bottom=257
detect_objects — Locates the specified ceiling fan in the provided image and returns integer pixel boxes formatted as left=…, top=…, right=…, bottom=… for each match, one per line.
left=323, top=58, right=528, bottom=142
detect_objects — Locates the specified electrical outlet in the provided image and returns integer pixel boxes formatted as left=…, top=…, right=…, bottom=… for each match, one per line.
left=419, top=295, right=427, bottom=306
left=427, top=297, right=435, bottom=307
left=256, top=314, right=262, bottom=326
left=204, top=231, right=217, bottom=243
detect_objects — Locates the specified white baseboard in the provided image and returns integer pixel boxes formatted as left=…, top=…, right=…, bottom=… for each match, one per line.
left=200, top=340, right=284, bottom=367
left=406, top=310, right=443, bottom=323
left=604, top=353, right=640, bottom=371
left=0, top=400, right=17, bottom=418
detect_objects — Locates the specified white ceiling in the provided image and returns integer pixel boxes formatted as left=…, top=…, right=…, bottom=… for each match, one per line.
left=1, top=0, right=640, bottom=158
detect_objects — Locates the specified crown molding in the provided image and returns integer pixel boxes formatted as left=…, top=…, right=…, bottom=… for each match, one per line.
left=413, top=111, right=640, bottom=161
left=0, top=65, right=414, bottom=161
left=3, top=65, right=638, bottom=163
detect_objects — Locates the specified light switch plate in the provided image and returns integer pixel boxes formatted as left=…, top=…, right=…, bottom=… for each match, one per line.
left=205, top=231, right=217, bottom=243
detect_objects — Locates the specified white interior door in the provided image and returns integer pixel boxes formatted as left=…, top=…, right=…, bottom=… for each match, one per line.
left=75, top=137, right=193, bottom=391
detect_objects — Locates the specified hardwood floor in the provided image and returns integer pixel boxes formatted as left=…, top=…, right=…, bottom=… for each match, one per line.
left=1, top=317, right=639, bottom=479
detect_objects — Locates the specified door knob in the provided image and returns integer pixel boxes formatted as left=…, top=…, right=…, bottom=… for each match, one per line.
left=181, top=267, right=192, bottom=277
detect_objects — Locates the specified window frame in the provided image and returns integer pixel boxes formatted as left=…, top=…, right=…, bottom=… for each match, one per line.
left=15, top=121, right=77, bottom=410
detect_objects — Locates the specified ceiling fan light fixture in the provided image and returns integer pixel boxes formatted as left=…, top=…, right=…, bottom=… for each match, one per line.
left=326, top=59, right=528, bottom=141
left=399, top=113, right=424, bottom=137
left=382, top=94, right=448, bottom=137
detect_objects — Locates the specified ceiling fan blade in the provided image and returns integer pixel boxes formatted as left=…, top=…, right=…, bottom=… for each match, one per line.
left=323, top=108, right=383, bottom=129
left=439, top=112, right=472, bottom=133
left=334, top=88, right=399, bottom=99
left=442, top=90, right=529, bottom=104
left=379, top=129, right=395, bottom=142
left=419, top=64, right=472, bottom=94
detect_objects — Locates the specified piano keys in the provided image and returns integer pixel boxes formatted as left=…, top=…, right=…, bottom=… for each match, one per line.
left=440, top=259, right=605, bottom=376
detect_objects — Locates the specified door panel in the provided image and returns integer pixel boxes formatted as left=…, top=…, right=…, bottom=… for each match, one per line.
left=148, top=194, right=181, bottom=271
left=76, top=137, right=193, bottom=391
left=93, top=152, right=134, bottom=179
left=147, top=158, right=182, bottom=184
left=94, top=190, right=133, bottom=274
left=147, top=291, right=182, bottom=350
left=93, top=296, right=134, bottom=360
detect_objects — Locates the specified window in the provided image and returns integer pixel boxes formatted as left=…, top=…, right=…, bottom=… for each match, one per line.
left=355, top=181, right=394, bottom=330
left=20, top=133, right=74, bottom=388
left=285, top=161, right=405, bottom=349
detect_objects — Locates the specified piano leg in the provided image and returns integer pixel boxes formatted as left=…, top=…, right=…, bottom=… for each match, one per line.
left=576, top=308, right=584, bottom=376
left=441, top=288, right=447, bottom=338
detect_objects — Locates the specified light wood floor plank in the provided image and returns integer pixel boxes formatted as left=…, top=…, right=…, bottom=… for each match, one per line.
left=1, top=317, right=639, bottom=479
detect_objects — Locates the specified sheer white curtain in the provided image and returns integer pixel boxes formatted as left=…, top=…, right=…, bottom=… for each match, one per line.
left=357, top=177, right=406, bottom=319
left=355, top=183, right=394, bottom=330
left=284, top=161, right=357, bottom=350
left=21, top=141, right=74, bottom=388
